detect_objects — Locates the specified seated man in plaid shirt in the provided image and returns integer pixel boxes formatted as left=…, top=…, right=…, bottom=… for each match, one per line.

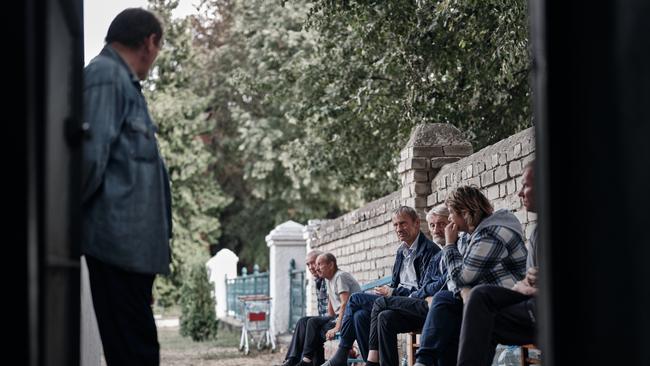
left=281, top=250, right=333, bottom=366
left=414, top=186, right=528, bottom=366
left=456, top=161, right=539, bottom=366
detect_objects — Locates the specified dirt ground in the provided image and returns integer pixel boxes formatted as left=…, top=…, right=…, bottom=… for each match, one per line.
left=158, top=325, right=286, bottom=366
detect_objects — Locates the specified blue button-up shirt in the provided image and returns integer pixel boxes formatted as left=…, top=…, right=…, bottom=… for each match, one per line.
left=81, top=45, right=172, bottom=275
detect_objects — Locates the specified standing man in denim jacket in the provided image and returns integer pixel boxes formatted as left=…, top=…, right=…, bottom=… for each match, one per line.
left=82, top=8, right=170, bottom=366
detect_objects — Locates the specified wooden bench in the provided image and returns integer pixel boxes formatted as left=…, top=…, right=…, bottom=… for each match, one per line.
left=330, top=275, right=393, bottom=365
left=520, top=344, right=541, bottom=366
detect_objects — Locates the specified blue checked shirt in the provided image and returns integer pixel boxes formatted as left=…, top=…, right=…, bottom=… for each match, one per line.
left=315, top=277, right=329, bottom=316
left=444, top=217, right=527, bottom=293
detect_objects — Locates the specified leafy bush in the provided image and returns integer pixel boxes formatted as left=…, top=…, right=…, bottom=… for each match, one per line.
left=179, top=258, right=219, bottom=341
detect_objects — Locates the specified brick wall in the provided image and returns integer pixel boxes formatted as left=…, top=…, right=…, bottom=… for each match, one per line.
left=307, top=124, right=535, bottom=360
left=307, top=124, right=536, bottom=292
left=427, top=127, right=537, bottom=241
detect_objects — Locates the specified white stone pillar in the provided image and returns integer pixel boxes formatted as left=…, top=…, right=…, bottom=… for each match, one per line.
left=80, top=255, right=102, bottom=366
left=206, top=249, right=239, bottom=319
left=266, top=220, right=306, bottom=335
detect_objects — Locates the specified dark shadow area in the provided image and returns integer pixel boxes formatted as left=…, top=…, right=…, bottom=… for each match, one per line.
left=533, top=0, right=650, bottom=365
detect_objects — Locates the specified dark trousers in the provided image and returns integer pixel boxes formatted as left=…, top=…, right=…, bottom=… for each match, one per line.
left=337, top=293, right=379, bottom=360
left=415, top=291, right=464, bottom=366
left=285, top=316, right=335, bottom=365
left=369, top=296, right=430, bottom=366
left=457, top=285, right=536, bottom=366
left=86, top=255, right=159, bottom=366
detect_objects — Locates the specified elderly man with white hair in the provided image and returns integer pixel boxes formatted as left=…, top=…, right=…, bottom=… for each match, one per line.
left=362, top=204, right=452, bottom=366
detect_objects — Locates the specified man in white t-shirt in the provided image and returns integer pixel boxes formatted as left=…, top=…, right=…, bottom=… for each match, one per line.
left=291, top=253, right=361, bottom=366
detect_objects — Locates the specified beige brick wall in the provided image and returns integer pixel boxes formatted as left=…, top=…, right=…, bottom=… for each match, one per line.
left=308, top=126, right=536, bottom=286
left=308, top=125, right=536, bottom=361
left=427, top=127, right=536, bottom=244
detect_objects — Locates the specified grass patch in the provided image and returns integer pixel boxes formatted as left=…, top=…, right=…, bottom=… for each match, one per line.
left=158, top=321, right=241, bottom=351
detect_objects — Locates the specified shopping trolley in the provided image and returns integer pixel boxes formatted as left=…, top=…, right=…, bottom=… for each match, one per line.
left=238, top=294, right=276, bottom=355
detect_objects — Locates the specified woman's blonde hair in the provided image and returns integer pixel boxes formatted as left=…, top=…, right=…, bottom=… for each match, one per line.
left=445, top=186, right=493, bottom=231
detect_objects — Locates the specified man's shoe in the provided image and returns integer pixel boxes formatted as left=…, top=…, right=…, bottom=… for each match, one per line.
left=280, top=358, right=298, bottom=366
left=319, top=361, right=331, bottom=366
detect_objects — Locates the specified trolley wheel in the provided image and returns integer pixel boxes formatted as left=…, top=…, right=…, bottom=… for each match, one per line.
left=256, top=337, right=264, bottom=350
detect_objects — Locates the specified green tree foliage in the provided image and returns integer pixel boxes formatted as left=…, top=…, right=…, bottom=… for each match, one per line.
left=145, top=0, right=231, bottom=306
left=179, top=256, right=219, bottom=341
left=143, top=0, right=532, bottom=284
left=192, top=0, right=359, bottom=268
left=289, top=0, right=533, bottom=199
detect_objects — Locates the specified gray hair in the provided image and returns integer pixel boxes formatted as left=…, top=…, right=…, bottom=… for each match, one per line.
left=426, top=204, right=450, bottom=221
left=318, top=253, right=338, bottom=270
left=392, top=206, right=419, bottom=222
left=306, top=249, right=323, bottom=260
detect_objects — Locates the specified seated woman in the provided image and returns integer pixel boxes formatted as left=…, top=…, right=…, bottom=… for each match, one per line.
left=414, top=186, right=527, bottom=366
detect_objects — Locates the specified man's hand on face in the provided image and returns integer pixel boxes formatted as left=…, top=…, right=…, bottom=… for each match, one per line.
left=445, top=222, right=459, bottom=245
left=373, top=285, right=392, bottom=297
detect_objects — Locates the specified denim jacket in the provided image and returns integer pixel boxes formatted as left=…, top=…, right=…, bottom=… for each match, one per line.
left=81, top=45, right=171, bottom=275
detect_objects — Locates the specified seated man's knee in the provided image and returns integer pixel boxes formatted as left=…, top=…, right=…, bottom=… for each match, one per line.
left=373, top=296, right=388, bottom=311
left=353, top=308, right=369, bottom=323
left=468, top=284, right=491, bottom=301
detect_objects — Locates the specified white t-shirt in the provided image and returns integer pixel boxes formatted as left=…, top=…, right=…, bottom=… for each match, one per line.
left=326, top=270, right=362, bottom=315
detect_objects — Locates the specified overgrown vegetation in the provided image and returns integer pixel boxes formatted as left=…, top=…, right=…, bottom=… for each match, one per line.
left=144, top=0, right=532, bottom=315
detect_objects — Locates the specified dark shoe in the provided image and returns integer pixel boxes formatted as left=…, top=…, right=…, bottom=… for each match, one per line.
left=297, top=361, right=313, bottom=366
left=280, top=358, right=299, bottom=366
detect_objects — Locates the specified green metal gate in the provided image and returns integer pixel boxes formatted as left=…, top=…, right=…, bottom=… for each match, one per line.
left=288, top=259, right=306, bottom=330
left=225, top=264, right=269, bottom=320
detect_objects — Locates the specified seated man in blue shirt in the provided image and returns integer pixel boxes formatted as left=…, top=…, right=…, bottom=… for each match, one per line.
left=322, top=206, right=439, bottom=366
left=364, top=205, right=451, bottom=366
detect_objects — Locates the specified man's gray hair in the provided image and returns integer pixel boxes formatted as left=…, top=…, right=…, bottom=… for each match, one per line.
left=318, top=252, right=338, bottom=270
left=307, top=249, right=323, bottom=260
left=426, top=204, right=450, bottom=221
left=392, top=206, right=419, bottom=222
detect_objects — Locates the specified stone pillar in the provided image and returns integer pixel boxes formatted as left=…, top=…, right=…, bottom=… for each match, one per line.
left=397, top=123, right=473, bottom=233
left=206, top=248, right=239, bottom=319
left=266, top=220, right=307, bottom=335
left=80, top=255, right=102, bottom=366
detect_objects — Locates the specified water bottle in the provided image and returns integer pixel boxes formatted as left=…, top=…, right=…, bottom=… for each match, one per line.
left=495, top=345, right=521, bottom=366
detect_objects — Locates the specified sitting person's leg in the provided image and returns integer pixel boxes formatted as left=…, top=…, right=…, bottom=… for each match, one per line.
left=415, top=291, right=464, bottom=366
left=284, top=316, right=315, bottom=366
left=457, top=285, right=534, bottom=366
left=369, top=296, right=430, bottom=366
left=323, top=292, right=380, bottom=366
left=300, top=316, right=336, bottom=366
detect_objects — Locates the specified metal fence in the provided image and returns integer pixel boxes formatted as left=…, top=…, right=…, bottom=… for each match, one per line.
left=288, top=259, right=306, bottom=330
left=226, top=264, right=269, bottom=320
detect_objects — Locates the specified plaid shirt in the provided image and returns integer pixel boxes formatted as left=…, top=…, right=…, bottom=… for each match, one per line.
left=444, top=223, right=527, bottom=293
left=315, top=277, right=329, bottom=316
